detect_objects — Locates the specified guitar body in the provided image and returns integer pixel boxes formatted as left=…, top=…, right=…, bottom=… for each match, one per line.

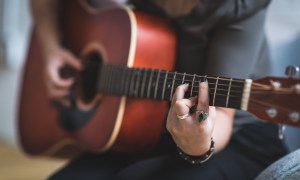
left=18, top=0, right=176, bottom=157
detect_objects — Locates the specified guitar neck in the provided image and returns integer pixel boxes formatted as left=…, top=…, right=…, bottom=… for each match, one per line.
left=97, top=63, right=252, bottom=110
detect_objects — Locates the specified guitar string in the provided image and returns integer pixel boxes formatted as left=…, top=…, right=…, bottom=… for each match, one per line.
left=156, top=82, right=243, bottom=91
left=127, top=79, right=245, bottom=93
left=103, top=64, right=246, bottom=83
left=100, top=66, right=299, bottom=110
left=100, top=79, right=243, bottom=100
left=128, top=91, right=243, bottom=108
left=101, top=75, right=294, bottom=100
left=128, top=71, right=245, bottom=84
left=102, top=66, right=245, bottom=99
left=145, top=86, right=244, bottom=98
left=103, top=67, right=245, bottom=91
left=106, top=69, right=294, bottom=95
left=99, top=68, right=245, bottom=107
left=146, top=80, right=296, bottom=94
left=105, top=66, right=295, bottom=95
left=102, top=77, right=244, bottom=98
left=113, top=66, right=298, bottom=93
left=92, top=63, right=300, bottom=110
left=124, top=87, right=244, bottom=103
left=142, top=70, right=299, bottom=93
left=103, top=64, right=300, bottom=94
left=102, top=82, right=244, bottom=98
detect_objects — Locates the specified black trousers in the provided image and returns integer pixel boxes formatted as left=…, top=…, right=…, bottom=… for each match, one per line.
left=49, top=122, right=287, bottom=180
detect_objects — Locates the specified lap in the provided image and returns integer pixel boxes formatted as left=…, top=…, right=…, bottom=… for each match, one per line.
left=49, top=123, right=287, bottom=180
left=114, top=146, right=264, bottom=180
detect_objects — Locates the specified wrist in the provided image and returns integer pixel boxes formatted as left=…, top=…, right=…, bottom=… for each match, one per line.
left=44, top=41, right=61, bottom=52
left=179, top=136, right=211, bottom=156
left=177, top=137, right=215, bottom=164
left=35, top=27, right=61, bottom=54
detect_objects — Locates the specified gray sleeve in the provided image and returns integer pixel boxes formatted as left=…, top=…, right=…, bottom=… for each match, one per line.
left=204, top=8, right=271, bottom=79
left=218, top=0, right=271, bottom=25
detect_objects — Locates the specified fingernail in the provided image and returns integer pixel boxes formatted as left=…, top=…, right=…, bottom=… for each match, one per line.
left=201, top=76, right=207, bottom=83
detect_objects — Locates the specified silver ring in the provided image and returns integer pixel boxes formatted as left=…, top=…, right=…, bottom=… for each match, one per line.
left=176, top=112, right=190, bottom=120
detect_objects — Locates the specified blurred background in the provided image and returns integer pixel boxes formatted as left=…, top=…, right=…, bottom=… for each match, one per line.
left=0, top=0, right=300, bottom=179
left=0, top=0, right=67, bottom=180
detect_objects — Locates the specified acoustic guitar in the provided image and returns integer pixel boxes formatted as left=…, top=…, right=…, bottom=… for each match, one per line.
left=18, top=0, right=300, bottom=158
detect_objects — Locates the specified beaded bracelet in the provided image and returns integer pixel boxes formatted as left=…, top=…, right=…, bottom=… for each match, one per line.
left=177, top=137, right=215, bottom=165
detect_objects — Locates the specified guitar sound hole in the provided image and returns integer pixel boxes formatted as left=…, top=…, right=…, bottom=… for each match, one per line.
left=78, top=51, right=102, bottom=103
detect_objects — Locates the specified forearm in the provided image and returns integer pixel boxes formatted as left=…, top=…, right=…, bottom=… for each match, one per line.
left=212, top=107, right=235, bottom=153
left=30, top=0, right=61, bottom=51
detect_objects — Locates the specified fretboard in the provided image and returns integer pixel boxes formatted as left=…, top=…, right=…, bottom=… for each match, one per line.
left=98, top=63, right=248, bottom=110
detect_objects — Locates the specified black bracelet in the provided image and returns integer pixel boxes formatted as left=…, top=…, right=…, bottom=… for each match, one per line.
left=177, top=137, right=215, bottom=165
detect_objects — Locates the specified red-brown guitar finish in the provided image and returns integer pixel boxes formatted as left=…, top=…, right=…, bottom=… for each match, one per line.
left=19, top=0, right=300, bottom=158
left=18, top=0, right=176, bottom=157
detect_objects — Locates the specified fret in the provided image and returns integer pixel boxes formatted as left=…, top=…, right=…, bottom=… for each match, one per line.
left=170, top=72, right=177, bottom=100
left=229, top=80, right=244, bottom=108
left=98, top=64, right=105, bottom=92
left=147, top=70, right=154, bottom=99
left=119, top=66, right=127, bottom=95
left=132, top=69, right=140, bottom=97
left=106, top=65, right=111, bottom=92
left=163, top=72, right=174, bottom=101
left=106, top=65, right=112, bottom=93
left=124, top=67, right=131, bottom=96
left=191, top=75, right=202, bottom=97
left=181, top=73, right=194, bottom=98
left=154, top=70, right=161, bottom=99
left=161, top=71, right=169, bottom=100
left=114, top=65, right=122, bottom=94
left=149, top=71, right=160, bottom=99
left=140, top=68, right=148, bottom=98
left=109, top=65, right=115, bottom=93
left=190, top=74, right=196, bottom=97
left=117, top=66, right=124, bottom=94
left=207, top=77, right=244, bottom=109
left=135, top=69, right=141, bottom=96
left=111, top=65, right=118, bottom=94
left=107, top=65, right=112, bottom=93
left=213, top=78, right=234, bottom=107
left=212, top=77, right=219, bottom=106
left=101, top=64, right=107, bottom=92
left=120, top=65, right=127, bottom=94
left=133, top=68, right=141, bottom=97
left=182, top=72, right=186, bottom=84
left=226, top=78, right=233, bottom=107
left=155, top=70, right=167, bottom=100
left=232, top=79, right=246, bottom=109
left=111, top=65, right=117, bottom=94
left=96, top=64, right=245, bottom=110
left=129, top=69, right=135, bottom=96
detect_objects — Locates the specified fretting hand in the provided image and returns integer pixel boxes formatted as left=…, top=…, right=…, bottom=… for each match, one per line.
left=166, top=81, right=216, bottom=156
